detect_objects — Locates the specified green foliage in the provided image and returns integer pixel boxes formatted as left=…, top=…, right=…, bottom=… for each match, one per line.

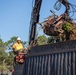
left=0, top=39, right=7, bottom=51
left=0, top=38, right=8, bottom=71
left=0, top=39, right=8, bottom=63
left=36, top=35, right=56, bottom=45
left=0, top=36, right=26, bottom=71
left=62, top=22, right=74, bottom=31
left=37, top=35, right=48, bottom=45
left=47, top=36, right=55, bottom=44
left=5, top=51, right=14, bottom=66
left=6, top=36, right=18, bottom=50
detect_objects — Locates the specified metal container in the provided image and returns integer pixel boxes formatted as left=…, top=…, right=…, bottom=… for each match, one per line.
left=22, top=40, right=76, bottom=75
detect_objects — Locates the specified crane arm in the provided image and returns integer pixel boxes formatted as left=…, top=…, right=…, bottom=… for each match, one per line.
left=29, top=0, right=42, bottom=45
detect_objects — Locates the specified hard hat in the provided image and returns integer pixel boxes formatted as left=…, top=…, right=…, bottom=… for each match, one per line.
left=17, top=37, right=21, bottom=40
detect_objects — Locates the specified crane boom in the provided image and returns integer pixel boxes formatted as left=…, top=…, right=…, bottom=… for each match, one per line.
left=29, top=0, right=42, bottom=45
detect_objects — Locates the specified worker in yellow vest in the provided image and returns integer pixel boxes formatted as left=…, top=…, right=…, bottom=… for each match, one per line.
left=12, top=37, right=24, bottom=53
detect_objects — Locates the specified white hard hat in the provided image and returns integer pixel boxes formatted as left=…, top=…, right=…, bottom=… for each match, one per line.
left=17, top=37, right=21, bottom=40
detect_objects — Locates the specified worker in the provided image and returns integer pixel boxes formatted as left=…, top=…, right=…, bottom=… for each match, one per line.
left=12, top=37, right=24, bottom=54
left=12, top=37, right=27, bottom=64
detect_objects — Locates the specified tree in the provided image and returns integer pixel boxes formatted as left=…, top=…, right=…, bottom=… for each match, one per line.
left=0, top=38, right=8, bottom=71
left=37, top=35, right=48, bottom=45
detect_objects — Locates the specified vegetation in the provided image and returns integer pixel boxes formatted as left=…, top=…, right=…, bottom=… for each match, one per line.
left=37, top=35, right=48, bottom=45
left=0, top=36, right=26, bottom=72
left=62, top=22, right=74, bottom=32
left=0, top=38, right=8, bottom=71
left=0, top=35, right=55, bottom=73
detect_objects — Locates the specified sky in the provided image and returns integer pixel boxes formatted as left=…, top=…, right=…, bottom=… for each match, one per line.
left=0, top=0, right=76, bottom=42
